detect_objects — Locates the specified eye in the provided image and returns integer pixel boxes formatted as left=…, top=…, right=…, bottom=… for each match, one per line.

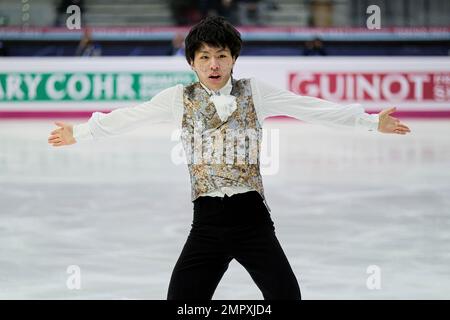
left=200, top=56, right=209, bottom=60
left=219, top=55, right=227, bottom=58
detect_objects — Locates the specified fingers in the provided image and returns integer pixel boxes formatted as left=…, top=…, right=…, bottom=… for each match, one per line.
left=397, top=121, right=411, bottom=131
left=381, top=107, right=396, bottom=116
left=48, top=135, right=60, bottom=142
left=48, top=132, right=60, bottom=141
left=49, top=122, right=65, bottom=145
left=51, top=141, right=65, bottom=147
left=397, top=123, right=410, bottom=131
left=394, top=125, right=411, bottom=134
left=49, top=137, right=64, bottom=146
left=48, top=132, right=64, bottom=146
left=386, top=107, right=397, bottom=114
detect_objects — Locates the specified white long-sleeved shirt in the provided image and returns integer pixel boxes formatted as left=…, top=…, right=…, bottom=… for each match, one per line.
left=73, top=77, right=379, bottom=198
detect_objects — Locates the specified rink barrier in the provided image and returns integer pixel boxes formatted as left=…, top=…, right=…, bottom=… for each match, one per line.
left=0, top=57, right=448, bottom=118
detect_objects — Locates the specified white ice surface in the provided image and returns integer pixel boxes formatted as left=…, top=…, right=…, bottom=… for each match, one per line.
left=0, top=118, right=449, bottom=299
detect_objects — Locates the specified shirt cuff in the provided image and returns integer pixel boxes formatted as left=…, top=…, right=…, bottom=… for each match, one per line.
left=73, top=123, right=94, bottom=142
left=355, top=113, right=379, bottom=132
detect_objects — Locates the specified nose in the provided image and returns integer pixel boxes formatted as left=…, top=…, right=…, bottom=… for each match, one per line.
left=210, top=57, right=220, bottom=70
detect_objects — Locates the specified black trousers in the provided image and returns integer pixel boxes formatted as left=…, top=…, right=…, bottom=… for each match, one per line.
left=167, top=191, right=301, bottom=300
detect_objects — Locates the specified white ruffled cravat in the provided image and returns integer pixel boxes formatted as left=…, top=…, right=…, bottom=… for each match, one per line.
left=209, top=92, right=237, bottom=122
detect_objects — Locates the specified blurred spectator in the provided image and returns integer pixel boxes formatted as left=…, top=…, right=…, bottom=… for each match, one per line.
left=0, top=41, right=8, bottom=56
left=236, top=0, right=278, bottom=26
left=218, top=0, right=239, bottom=24
left=0, top=14, right=8, bottom=26
left=304, top=37, right=327, bottom=56
left=237, top=0, right=262, bottom=25
left=75, top=29, right=101, bottom=56
left=168, top=33, right=186, bottom=56
left=55, top=0, right=85, bottom=27
left=198, top=0, right=239, bottom=25
left=308, top=0, right=333, bottom=27
left=168, top=0, right=279, bottom=27
left=170, top=0, right=202, bottom=26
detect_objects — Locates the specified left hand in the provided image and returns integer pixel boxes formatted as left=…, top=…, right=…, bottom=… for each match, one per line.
left=377, top=107, right=411, bottom=135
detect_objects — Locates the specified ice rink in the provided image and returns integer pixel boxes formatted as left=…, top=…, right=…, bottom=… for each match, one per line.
left=0, top=118, right=449, bottom=299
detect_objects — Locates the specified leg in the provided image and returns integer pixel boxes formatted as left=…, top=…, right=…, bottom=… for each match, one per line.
left=232, top=225, right=301, bottom=300
left=167, top=226, right=232, bottom=300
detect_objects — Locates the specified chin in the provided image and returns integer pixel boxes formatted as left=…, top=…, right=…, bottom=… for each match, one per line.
left=210, top=81, right=223, bottom=87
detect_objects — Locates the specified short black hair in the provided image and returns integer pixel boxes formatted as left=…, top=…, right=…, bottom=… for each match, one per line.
left=184, top=16, right=242, bottom=64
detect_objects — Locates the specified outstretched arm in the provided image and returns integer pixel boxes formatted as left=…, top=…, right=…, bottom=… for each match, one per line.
left=47, top=85, right=181, bottom=147
left=251, top=78, right=411, bottom=134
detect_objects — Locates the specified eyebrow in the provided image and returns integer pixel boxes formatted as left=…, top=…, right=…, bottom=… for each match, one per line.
left=199, top=49, right=227, bottom=54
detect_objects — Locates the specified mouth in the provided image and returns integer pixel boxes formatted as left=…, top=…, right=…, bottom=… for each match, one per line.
left=208, top=75, right=221, bottom=81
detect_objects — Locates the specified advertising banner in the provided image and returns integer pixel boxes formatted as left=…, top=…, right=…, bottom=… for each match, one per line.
left=0, top=57, right=448, bottom=117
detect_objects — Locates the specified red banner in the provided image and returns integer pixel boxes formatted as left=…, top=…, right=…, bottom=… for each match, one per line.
left=289, top=72, right=450, bottom=103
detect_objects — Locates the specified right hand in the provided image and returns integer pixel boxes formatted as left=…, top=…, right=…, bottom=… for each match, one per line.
left=48, top=121, right=77, bottom=147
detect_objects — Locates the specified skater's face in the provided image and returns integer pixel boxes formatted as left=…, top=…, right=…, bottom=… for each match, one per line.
left=190, top=43, right=236, bottom=92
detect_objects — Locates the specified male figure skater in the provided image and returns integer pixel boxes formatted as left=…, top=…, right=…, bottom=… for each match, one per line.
left=48, top=16, right=411, bottom=300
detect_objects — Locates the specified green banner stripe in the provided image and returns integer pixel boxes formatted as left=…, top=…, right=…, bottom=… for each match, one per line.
left=0, top=72, right=197, bottom=102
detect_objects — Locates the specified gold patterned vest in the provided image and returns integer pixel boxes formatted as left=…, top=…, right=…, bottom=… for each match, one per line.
left=181, top=78, right=266, bottom=204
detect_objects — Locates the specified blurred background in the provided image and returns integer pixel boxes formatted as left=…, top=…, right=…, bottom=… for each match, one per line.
left=0, top=0, right=449, bottom=300
left=0, top=0, right=449, bottom=56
